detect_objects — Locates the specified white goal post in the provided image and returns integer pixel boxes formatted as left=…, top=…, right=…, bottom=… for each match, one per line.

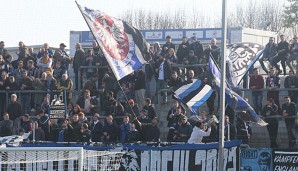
left=0, top=147, right=123, bottom=171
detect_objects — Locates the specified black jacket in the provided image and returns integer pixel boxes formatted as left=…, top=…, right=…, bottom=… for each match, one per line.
left=91, top=121, right=103, bottom=142
left=155, top=59, right=172, bottom=80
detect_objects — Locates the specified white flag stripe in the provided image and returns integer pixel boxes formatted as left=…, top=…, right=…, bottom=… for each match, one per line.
left=174, top=79, right=200, bottom=97
left=186, top=85, right=212, bottom=107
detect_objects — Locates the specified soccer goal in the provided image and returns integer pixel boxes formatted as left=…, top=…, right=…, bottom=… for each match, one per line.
left=0, top=147, right=123, bottom=171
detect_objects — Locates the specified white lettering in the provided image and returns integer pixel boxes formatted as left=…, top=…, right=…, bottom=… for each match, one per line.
left=195, top=150, right=206, bottom=171
left=206, top=149, right=218, bottom=171
left=161, top=151, right=172, bottom=171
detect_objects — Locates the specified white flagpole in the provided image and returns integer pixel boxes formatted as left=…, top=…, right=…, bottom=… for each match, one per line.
left=218, top=0, right=227, bottom=170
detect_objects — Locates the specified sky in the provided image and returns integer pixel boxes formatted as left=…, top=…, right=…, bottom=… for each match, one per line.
left=0, top=0, right=273, bottom=48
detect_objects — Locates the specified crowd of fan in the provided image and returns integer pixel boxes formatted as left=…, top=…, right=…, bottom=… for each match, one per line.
left=0, top=34, right=297, bottom=146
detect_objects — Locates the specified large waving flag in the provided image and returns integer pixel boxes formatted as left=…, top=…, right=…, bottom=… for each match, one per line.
left=209, top=56, right=267, bottom=125
left=77, top=3, right=147, bottom=80
left=173, top=79, right=213, bottom=114
left=226, top=43, right=265, bottom=87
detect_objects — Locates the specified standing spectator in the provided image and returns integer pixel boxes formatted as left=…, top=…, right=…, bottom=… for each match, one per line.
left=37, top=109, right=49, bottom=140
left=183, top=50, right=200, bottom=76
left=0, top=71, right=9, bottom=113
left=286, top=36, right=298, bottom=73
left=6, top=76, right=18, bottom=91
left=102, top=115, right=120, bottom=143
left=27, top=60, right=38, bottom=78
left=162, top=35, right=175, bottom=54
left=91, top=113, right=103, bottom=142
left=204, top=38, right=220, bottom=64
left=143, top=62, right=154, bottom=98
left=110, top=100, right=125, bottom=125
left=0, top=41, right=9, bottom=61
left=261, top=98, right=279, bottom=149
left=58, top=120, right=73, bottom=142
left=19, top=70, right=33, bottom=114
left=144, top=117, right=160, bottom=142
left=79, top=123, right=91, bottom=144
left=188, top=121, right=211, bottom=144
left=58, top=74, right=73, bottom=104
left=20, top=114, right=32, bottom=133
left=126, top=123, right=141, bottom=142
left=155, top=53, right=172, bottom=104
left=13, top=60, right=26, bottom=83
left=30, top=122, right=45, bottom=141
left=143, top=98, right=156, bottom=120
left=43, top=73, right=58, bottom=101
left=71, top=114, right=82, bottom=142
left=82, top=74, right=99, bottom=97
left=77, top=89, right=97, bottom=116
left=43, top=43, right=54, bottom=57
left=168, top=71, right=183, bottom=88
left=175, top=116, right=193, bottom=142
left=125, top=99, right=140, bottom=119
left=236, top=115, right=251, bottom=145
left=224, top=115, right=236, bottom=141
left=284, top=70, right=298, bottom=103
left=6, top=94, right=22, bottom=120
left=271, top=35, right=289, bottom=75
left=202, top=77, right=216, bottom=115
left=73, top=43, right=85, bottom=90
left=166, top=48, right=178, bottom=65
left=40, top=96, right=50, bottom=115
left=120, top=115, right=131, bottom=143
left=265, top=68, right=281, bottom=112
left=189, top=36, right=204, bottom=63
left=28, top=47, right=37, bottom=63
left=37, top=51, right=53, bottom=73
left=177, top=36, right=190, bottom=64
left=57, top=43, right=71, bottom=70
left=167, top=105, right=185, bottom=128
left=102, top=70, right=117, bottom=94
left=102, top=91, right=116, bottom=115
left=78, top=112, right=91, bottom=128
left=282, top=96, right=296, bottom=148
left=0, top=113, right=13, bottom=136
left=0, top=55, right=10, bottom=74
left=249, top=68, right=265, bottom=115
left=259, top=37, right=278, bottom=74
left=84, top=49, right=97, bottom=80
left=134, top=69, right=145, bottom=109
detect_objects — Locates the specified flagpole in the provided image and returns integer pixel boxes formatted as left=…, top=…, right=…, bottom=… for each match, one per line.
left=75, top=1, right=140, bottom=121
left=218, top=0, right=227, bottom=170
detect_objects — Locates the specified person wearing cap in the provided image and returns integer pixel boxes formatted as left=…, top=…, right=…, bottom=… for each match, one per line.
left=6, top=94, right=22, bottom=121
left=155, top=53, right=172, bottom=104
left=162, top=35, right=175, bottom=54
left=189, top=36, right=204, bottom=63
left=91, top=113, right=103, bottom=142
left=188, top=121, right=211, bottom=144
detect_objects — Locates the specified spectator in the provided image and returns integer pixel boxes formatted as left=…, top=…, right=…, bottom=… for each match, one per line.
left=224, top=115, right=236, bottom=141
left=0, top=55, right=10, bottom=75
left=82, top=74, right=99, bottom=97
left=155, top=53, right=172, bottom=104
left=166, top=48, right=178, bottom=65
left=177, top=36, right=190, bottom=64
left=57, top=121, right=68, bottom=142
left=6, top=76, right=18, bottom=90
left=102, top=70, right=117, bottom=94
left=71, top=114, right=82, bottom=142
left=259, top=37, right=278, bottom=74
left=73, top=43, right=85, bottom=90
left=175, top=116, right=193, bottom=142
left=116, top=83, right=132, bottom=107
left=261, top=98, right=278, bottom=149
left=134, top=69, right=146, bottom=109
left=167, top=103, right=185, bottom=128
left=294, top=118, right=298, bottom=146
left=27, top=60, right=38, bottom=78
left=84, top=49, right=97, bottom=80
left=28, top=47, right=37, bottom=63
left=58, top=119, right=73, bottom=142
left=236, top=115, right=251, bottom=145
left=189, top=36, right=204, bottom=63
left=168, top=71, right=183, bottom=88
left=6, top=94, right=22, bottom=120
left=286, top=36, right=298, bottom=73
left=0, top=112, right=13, bottom=136
left=47, top=119, right=60, bottom=142
left=144, top=117, right=160, bottom=142
left=43, top=43, right=54, bottom=57
left=91, top=113, right=103, bottom=142
left=40, top=96, right=50, bottom=115
left=162, top=35, right=175, bottom=54
left=19, top=70, right=33, bottom=114
left=0, top=71, right=9, bottom=113
left=272, top=35, right=289, bottom=75
left=202, top=77, right=216, bottom=115
left=143, top=62, right=154, bottom=99
left=110, top=100, right=125, bottom=125
left=282, top=96, right=296, bottom=148
left=143, top=98, right=156, bottom=120
left=56, top=43, right=71, bottom=70
left=102, top=115, right=120, bottom=143
left=37, top=109, right=49, bottom=139
left=126, top=123, right=141, bottom=142
left=30, top=121, right=45, bottom=141
left=37, top=51, right=53, bottom=73
left=77, top=89, right=97, bottom=116
left=284, top=70, right=298, bottom=103
left=183, top=50, right=200, bottom=76
left=134, top=109, right=151, bottom=140
left=188, top=121, right=211, bottom=144
left=79, top=123, right=91, bottom=144
left=125, top=99, right=140, bottom=119
left=186, top=69, right=196, bottom=82
left=249, top=68, right=265, bottom=115
left=0, top=41, right=9, bottom=61
left=120, top=115, right=131, bottom=143
left=22, top=48, right=35, bottom=70
left=13, top=60, right=25, bottom=83
left=52, top=61, right=66, bottom=82
left=78, top=112, right=90, bottom=127
left=204, top=38, right=220, bottom=64
left=265, top=68, right=281, bottom=112
left=32, top=72, right=46, bottom=107
left=20, top=114, right=32, bottom=133
left=58, top=74, right=73, bottom=104
left=103, top=91, right=115, bottom=115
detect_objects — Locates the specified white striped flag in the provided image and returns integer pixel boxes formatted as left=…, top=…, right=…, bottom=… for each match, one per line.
left=174, top=79, right=213, bottom=114
left=77, top=4, right=147, bottom=80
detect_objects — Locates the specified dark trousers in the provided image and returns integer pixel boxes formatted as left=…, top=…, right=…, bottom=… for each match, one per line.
left=207, top=91, right=216, bottom=115
left=266, top=119, right=278, bottom=148
left=285, top=118, right=295, bottom=148
left=271, top=55, right=287, bottom=74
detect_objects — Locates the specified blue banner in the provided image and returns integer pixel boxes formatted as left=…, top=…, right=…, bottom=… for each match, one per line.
left=240, top=148, right=272, bottom=171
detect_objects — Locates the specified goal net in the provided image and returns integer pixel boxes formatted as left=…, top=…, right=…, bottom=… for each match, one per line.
left=0, top=147, right=124, bottom=171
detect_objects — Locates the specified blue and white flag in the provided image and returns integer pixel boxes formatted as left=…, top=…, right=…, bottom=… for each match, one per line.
left=174, top=79, right=213, bottom=114
left=209, top=57, right=266, bottom=125
left=78, top=4, right=147, bottom=80
left=226, top=43, right=265, bottom=87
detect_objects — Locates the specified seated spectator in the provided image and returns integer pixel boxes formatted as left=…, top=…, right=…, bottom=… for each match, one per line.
left=37, top=51, right=53, bottom=73
left=91, top=113, right=103, bottom=142
left=77, top=89, right=97, bottom=116
left=30, top=121, right=45, bottom=141
left=0, top=112, right=13, bottom=137
left=120, top=115, right=131, bottom=143
left=52, top=61, right=66, bottom=82
left=188, top=121, right=211, bottom=144
left=78, top=112, right=90, bottom=128
left=126, top=123, right=141, bottom=142
left=5, top=76, right=18, bottom=90
left=102, top=115, right=120, bottom=143
left=143, top=98, right=156, bottom=120
left=20, top=114, right=32, bottom=133
left=79, top=123, right=91, bottom=144
left=6, top=94, right=22, bottom=121
left=259, top=37, right=278, bottom=74
left=168, top=71, right=183, bottom=88
left=183, top=50, right=201, bottom=77
left=143, top=117, right=160, bottom=142
left=175, top=116, right=193, bottom=142
left=70, top=114, right=82, bottom=142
